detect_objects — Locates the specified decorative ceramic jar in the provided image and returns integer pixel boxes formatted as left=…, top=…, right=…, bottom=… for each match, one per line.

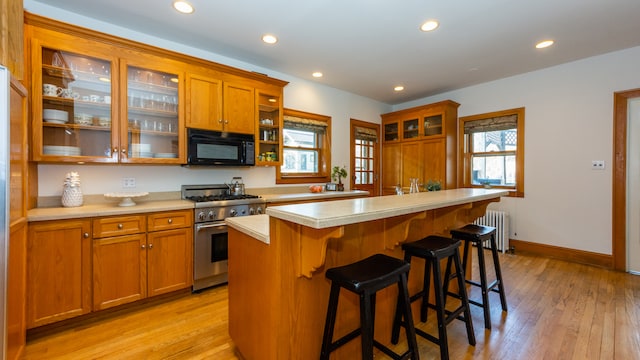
left=61, top=171, right=83, bottom=207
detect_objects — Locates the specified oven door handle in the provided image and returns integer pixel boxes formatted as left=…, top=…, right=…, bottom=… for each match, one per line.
left=196, top=222, right=227, bottom=232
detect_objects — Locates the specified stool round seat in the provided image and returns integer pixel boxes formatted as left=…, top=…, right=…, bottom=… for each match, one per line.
left=321, top=254, right=420, bottom=360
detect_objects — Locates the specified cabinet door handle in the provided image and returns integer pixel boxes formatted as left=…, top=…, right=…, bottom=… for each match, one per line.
left=141, top=244, right=146, bottom=249
left=148, top=243, right=153, bottom=249
left=224, top=120, right=229, bottom=124
left=218, top=119, right=223, bottom=124
left=168, top=218, right=173, bottom=224
left=118, top=223, right=123, bottom=229
left=83, top=232, right=89, bottom=238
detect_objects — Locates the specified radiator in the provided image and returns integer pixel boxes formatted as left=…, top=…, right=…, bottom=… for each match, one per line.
left=472, top=210, right=509, bottom=253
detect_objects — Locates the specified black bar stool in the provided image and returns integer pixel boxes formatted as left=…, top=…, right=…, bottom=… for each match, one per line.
left=320, top=254, right=420, bottom=360
left=391, top=236, right=475, bottom=360
left=447, top=224, right=508, bottom=330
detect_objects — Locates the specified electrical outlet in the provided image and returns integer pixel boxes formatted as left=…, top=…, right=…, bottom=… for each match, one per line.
left=591, top=160, right=605, bottom=170
left=122, top=177, right=136, bottom=188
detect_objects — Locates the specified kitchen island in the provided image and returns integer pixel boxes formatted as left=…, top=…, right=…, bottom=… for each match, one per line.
left=225, top=188, right=508, bottom=360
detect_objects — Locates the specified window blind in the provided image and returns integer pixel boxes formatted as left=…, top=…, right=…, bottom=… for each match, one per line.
left=354, top=126, right=378, bottom=142
left=284, top=115, right=327, bottom=133
left=464, top=114, right=518, bottom=134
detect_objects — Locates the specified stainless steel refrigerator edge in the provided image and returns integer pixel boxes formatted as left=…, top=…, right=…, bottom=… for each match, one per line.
left=0, top=65, right=10, bottom=359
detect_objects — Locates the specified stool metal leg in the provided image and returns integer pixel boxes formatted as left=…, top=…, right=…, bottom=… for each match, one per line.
left=475, top=240, right=492, bottom=330
left=489, top=234, right=508, bottom=311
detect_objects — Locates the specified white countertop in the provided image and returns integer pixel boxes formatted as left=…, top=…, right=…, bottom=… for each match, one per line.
left=266, top=188, right=509, bottom=229
left=28, top=199, right=195, bottom=221
left=259, top=190, right=368, bottom=203
left=225, top=214, right=270, bottom=244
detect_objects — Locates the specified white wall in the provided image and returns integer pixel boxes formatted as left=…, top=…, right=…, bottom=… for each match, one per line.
left=25, top=1, right=390, bottom=196
left=395, top=45, right=640, bottom=255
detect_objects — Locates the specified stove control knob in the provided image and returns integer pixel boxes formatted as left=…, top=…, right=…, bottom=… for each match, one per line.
left=256, top=206, right=263, bottom=214
left=197, top=212, right=206, bottom=221
left=229, top=209, right=237, bottom=217
left=249, top=208, right=255, bottom=215
left=207, top=211, right=215, bottom=220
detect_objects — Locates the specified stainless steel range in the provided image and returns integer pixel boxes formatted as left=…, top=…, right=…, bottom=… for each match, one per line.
left=182, top=184, right=265, bottom=291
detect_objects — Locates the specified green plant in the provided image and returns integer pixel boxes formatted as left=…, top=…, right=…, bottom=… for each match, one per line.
left=331, top=166, right=347, bottom=184
left=425, top=179, right=442, bottom=191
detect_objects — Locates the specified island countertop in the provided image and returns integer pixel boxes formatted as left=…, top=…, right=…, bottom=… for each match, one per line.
left=265, top=188, right=509, bottom=229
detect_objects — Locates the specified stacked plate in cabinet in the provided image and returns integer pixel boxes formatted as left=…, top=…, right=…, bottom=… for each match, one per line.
left=154, top=153, right=178, bottom=158
left=43, top=109, right=69, bottom=124
left=43, top=145, right=81, bottom=156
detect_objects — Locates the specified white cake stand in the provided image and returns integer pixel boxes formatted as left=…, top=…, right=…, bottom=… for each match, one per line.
left=104, top=192, right=149, bottom=207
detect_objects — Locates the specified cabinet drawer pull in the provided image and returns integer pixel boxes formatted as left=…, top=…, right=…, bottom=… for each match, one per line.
left=168, top=218, right=173, bottom=224
left=117, top=223, right=123, bottom=229
left=83, top=232, right=89, bottom=238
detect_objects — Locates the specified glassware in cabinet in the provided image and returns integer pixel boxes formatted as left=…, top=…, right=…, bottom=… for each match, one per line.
left=39, top=47, right=115, bottom=160
left=257, top=92, right=281, bottom=165
left=125, top=65, right=180, bottom=162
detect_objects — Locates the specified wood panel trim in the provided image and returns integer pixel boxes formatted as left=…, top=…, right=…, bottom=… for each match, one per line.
left=510, top=239, right=613, bottom=268
left=612, top=88, right=640, bottom=271
left=24, top=12, right=288, bottom=87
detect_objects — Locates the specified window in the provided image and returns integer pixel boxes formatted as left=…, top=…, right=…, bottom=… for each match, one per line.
left=459, top=107, right=524, bottom=197
left=276, top=108, right=331, bottom=184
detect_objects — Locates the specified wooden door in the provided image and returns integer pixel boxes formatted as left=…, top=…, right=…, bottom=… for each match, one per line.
left=186, top=72, right=223, bottom=130
left=147, top=228, right=193, bottom=297
left=350, top=119, right=379, bottom=196
left=27, top=219, right=92, bottom=328
left=223, top=81, right=255, bottom=134
left=382, top=142, right=401, bottom=195
left=92, top=234, right=147, bottom=310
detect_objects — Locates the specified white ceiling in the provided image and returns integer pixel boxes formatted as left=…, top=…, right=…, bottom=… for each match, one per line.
left=31, top=0, right=640, bottom=105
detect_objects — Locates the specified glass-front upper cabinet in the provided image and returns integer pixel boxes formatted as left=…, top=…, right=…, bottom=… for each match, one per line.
left=256, top=90, right=282, bottom=166
left=122, top=63, right=183, bottom=164
left=402, top=117, right=420, bottom=140
left=423, top=114, right=443, bottom=137
left=35, top=45, right=117, bottom=162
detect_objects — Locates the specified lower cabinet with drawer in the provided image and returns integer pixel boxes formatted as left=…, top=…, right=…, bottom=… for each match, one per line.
left=93, top=210, right=193, bottom=311
left=26, top=209, right=194, bottom=328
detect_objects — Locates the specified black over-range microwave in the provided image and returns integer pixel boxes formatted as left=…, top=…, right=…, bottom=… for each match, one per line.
left=187, top=128, right=255, bottom=166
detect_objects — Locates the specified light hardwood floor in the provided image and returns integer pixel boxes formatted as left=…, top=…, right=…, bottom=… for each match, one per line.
left=22, top=250, right=640, bottom=359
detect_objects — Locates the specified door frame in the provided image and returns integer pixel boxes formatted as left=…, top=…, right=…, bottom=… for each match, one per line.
left=613, top=88, right=640, bottom=271
left=350, top=119, right=380, bottom=196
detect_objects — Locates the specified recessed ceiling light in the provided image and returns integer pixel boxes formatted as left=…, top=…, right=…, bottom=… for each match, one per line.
left=420, top=20, right=439, bottom=32
left=173, top=1, right=194, bottom=14
left=394, top=86, right=405, bottom=92
left=312, top=72, right=323, bottom=78
left=262, top=34, right=278, bottom=44
left=536, top=40, right=554, bottom=49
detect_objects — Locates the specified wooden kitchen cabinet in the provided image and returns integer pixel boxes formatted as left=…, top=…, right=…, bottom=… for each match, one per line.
left=186, top=66, right=256, bottom=135
left=27, top=219, right=92, bottom=328
left=147, top=210, right=193, bottom=296
left=26, top=21, right=185, bottom=164
left=93, top=233, right=147, bottom=310
left=92, top=210, right=192, bottom=310
left=381, top=100, right=459, bottom=193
